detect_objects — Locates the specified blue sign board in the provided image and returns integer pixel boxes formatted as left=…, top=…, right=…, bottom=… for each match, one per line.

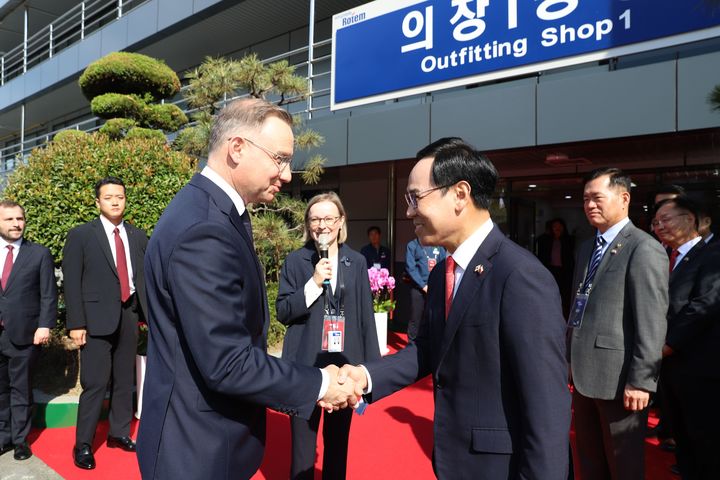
left=331, top=0, right=720, bottom=110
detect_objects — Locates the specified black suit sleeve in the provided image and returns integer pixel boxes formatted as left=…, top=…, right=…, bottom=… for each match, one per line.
left=666, top=247, right=720, bottom=352
left=62, top=227, right=86, bottom=330
left=38, top=246, right=58, bottom=329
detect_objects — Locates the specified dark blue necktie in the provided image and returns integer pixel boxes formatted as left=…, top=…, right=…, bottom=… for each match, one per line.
left=582, top=235, right=606, bottom=292
left=241, top=210, right=254, bottom=246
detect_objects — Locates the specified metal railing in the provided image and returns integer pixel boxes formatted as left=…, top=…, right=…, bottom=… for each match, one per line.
left=0, top=36, right=337, bottom=182
left=1, top=0, right=149, bottom=85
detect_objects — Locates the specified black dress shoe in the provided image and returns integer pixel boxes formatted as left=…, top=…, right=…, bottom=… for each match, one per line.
left=13, top=442, right=32, bottom=460
left=107, top=435, right=136, bottom=452
left=73, top=443, right=96, bottom=470
left=0, top=442, right=12, bottom=455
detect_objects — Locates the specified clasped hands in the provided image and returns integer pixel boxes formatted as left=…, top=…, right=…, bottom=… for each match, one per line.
left=317, top=364, right=369, bottom=413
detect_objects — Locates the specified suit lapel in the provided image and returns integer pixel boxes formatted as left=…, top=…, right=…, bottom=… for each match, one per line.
left=592, top=222, right=634, bottom=283
left=191, top=174, right=268, bottom=331
left=3, top=240, right=31, bottom=293
left=92, top=218, right=119, bottom=278
left=437, top=226, right=500, bottom=366
left=669, top=240, right=705, bottom=285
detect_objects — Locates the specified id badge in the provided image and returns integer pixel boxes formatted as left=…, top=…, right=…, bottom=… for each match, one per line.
left=321, top=314, right=346, bottom=352
left=427, top=258, right=437, bottom=272
left=568, top=293, right=589, bottom=328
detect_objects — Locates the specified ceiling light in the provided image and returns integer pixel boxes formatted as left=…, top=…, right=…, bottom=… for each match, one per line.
left=529, top=184, right=537, bottom=188
left=565, top=195, right=572, bottom=199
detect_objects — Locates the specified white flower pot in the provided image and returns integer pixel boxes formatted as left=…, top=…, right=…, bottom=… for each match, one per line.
left=374, top=312, right=390, bottom=356
left=135, top=354, right=147, bottom=419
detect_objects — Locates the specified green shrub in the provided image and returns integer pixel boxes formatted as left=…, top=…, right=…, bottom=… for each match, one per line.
left=4, top=133, right=196, bottom=261
left=53, top=130, right=90, bottom=142
left=91, top=93, right=144, bottom=119
left=266, top=281, right=286, bottom=347
left=125, top=127, right=166, bottom=142
left=79, top=52, right=181, bottom=101
left=146, top=103, right=188, bottom=131
left=99, top=118, right=137, bottom=139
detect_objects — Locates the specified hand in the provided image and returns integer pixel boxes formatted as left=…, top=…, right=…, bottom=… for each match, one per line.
left=623, top=385, right=650, bottom=411
left=33, top=327, right=51, bottom=345
left=318, top=365, right=359, bottom=413
left=662, top=344, right=674, bottom=357
left=313, top=258, right=333, bottom=287
left=338, top=364, right=368, bottom=393
left=69, top=328, right=87, bottom=347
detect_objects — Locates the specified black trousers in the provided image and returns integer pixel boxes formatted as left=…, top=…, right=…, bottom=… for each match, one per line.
left=0, top=328, right=38, bottom=445
left=663, top=360, right=720, bottom=480
left=75, top=296, right=138, bottom=447
left=572, top=389, right=648, bottom=480
left=290, top=406, right=353, bottom=480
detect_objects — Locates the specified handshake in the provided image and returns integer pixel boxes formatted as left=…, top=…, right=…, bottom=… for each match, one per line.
left=317, top=364, right=368, bottom=413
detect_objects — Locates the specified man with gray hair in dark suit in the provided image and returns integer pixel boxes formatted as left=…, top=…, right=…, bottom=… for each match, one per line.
left=568, top=167, right=668, bottom=480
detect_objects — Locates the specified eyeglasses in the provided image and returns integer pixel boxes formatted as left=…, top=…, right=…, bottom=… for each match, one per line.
left=651, top=213, right=688, bottom=228
left=308, top=216, right=341, bottom=227
left=230, top=137, right=292, bottom=173
left=404, top=185, right=451, bottom=209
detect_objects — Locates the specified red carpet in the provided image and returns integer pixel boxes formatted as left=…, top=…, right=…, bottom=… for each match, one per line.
left=27, top=332, right=675, bottom=479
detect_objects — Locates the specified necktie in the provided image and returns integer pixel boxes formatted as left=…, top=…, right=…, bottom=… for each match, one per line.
left=241, top=210, right=254, bottom=246
left=581, top=236, right=606, bottom=292
left=1, top=245, right=13, bottom=290
left=669, top=249, right=679, bottom=273
left=445, top=256, right=456, bottom=320
left=114, top=228, right=131, bottom=302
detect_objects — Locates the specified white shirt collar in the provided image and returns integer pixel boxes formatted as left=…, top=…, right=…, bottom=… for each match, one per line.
left=677, top=236, right=702, bottom=256
left=0, top=236, right=22, bottom=250
left=598, top=217, right=630, bottom=247
left=449, top=218, right=494, bottom=271
left=201, top=166, right=246, bottom=216
left=99, top=214, right=124, bottom=234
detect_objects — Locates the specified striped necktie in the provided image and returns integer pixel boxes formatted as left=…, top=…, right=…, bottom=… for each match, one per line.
left=581, top=236, right=606, bottom=292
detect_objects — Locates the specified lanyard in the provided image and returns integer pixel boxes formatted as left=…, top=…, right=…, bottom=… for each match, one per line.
left=323, top=256, right=345, bottom=317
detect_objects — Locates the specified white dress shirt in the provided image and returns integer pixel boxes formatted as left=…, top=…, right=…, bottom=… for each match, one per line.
left=362, top=217, right=495, bottom=394
left=99, top=215, right=135, bottom=295
left=0, top=237, right=22, bottom=265
left=597, top=217, right=631, bottom=257
left=672, top=236, right=703, bottom=271
left=446, top=217, right=494, bottom=299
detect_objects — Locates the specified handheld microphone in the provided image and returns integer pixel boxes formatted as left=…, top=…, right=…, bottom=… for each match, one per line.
left=318, top=234, right=330, bottom=285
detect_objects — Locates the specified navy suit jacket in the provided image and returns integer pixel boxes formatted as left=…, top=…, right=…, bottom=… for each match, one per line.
left=0, top=239, right=57, bottom=345
left=365, top=225, right=571, bottom=479
left=666, top=241, right=720, bottom=378
left=277, top=242, right=380, bottom=368
left=136, top=174, right=322, bottom=480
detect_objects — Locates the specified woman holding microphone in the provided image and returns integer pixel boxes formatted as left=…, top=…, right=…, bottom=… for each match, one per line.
left=277, top=192, right=380, bottom=480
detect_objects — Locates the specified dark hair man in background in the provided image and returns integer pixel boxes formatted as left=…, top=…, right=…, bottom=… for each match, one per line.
left=63, top=177, right=148, bottom=470
left=569, top=168, right=668, bottom=480
left=653, top=196, right=720, bottom=478
left=360, top=226, right=391, bottom=270
left=0, top=200, right=57, bottom=461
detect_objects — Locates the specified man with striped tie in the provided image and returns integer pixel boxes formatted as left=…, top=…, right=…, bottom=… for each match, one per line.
left=569, top=167, right=668, bottom=480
